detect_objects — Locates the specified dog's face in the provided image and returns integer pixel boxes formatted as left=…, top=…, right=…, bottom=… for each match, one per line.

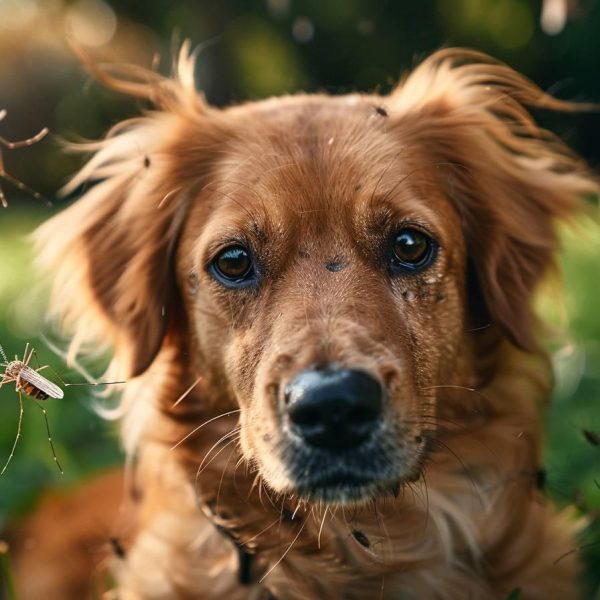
left=37, top=49, right=595, bottom=509
left=176, top=97, right=467, bottom=503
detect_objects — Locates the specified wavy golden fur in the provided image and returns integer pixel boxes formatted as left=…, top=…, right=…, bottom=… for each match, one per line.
left=15, top=46, right=598, bottom=598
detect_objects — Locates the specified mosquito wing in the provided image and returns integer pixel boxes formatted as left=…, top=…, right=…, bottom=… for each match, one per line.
left=19, top=365, right=64, bottom=399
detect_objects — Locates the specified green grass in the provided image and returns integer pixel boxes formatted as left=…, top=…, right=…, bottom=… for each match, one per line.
left=0, top=207, right=598, bottom=593
left=0, top=208, right=121, bottom=522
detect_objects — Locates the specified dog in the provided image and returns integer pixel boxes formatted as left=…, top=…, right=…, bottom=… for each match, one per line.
left=11, top=46, right=598, bottom=599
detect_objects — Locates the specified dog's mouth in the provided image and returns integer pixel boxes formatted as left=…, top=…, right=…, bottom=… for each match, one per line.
left=251, top=364, right=428, bottom=504
left=277, top=432, right=426, bottom=505
left=292, top=468, right=402, bottom=504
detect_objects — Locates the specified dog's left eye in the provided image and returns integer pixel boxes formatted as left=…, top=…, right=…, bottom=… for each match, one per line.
left=210, top=245, right=255, bottom=285
left=390, top=228, right=436, bottom=272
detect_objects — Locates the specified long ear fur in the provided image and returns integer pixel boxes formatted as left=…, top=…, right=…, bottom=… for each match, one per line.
left=34, top=43, right=221, bottom=377
left=388, top=49, right=598, bottom=350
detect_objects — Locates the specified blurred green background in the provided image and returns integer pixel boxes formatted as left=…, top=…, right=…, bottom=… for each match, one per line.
left=0, top=0, right=598, bottom=594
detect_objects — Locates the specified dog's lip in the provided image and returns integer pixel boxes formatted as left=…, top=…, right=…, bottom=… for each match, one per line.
left=292, top=468, right=401, bottom=502
left=300, top=471, right=376, bottom=489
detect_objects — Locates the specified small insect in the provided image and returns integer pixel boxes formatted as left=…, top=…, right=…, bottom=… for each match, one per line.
left=352, top=528, right=371, bottom=548
left=109, top=537, right=126, bottom=559
left=0, top=342, right=123, bottom=475
left=582, top=429, right=600, bottom=447
left=0, top=109, right=49, bottom=208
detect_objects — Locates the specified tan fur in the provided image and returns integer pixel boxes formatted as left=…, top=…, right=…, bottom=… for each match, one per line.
left=21, top=47, right=598, bottom=599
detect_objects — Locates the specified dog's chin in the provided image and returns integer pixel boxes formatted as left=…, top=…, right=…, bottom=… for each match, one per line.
left=281, top=449, right=426, bottom=506
left=256, top=433, right=429, bottom=506
left=293, top=472, right=403, bottom=505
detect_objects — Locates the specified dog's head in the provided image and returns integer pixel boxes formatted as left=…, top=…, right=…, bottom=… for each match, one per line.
left=37, top=48, right=596, bottom=505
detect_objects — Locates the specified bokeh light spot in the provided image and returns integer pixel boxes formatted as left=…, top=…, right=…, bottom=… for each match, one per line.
left=487, top=0, right=534, bottom=50
left=66, top=0, right=117, bottom=47
left=292, top=17, right=315, bottom=44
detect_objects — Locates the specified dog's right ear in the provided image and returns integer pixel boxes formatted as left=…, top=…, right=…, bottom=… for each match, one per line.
left=35, top=45, right=224, bottom=377
left=387, top=49, right=598, bottom=352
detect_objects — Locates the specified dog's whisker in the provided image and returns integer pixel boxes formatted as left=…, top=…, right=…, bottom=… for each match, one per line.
left=240, top=517, right=281, bottom=546
left=259, top=518, right=307, bottom=584
left=424, top=435, right=486, bottom=509
left=317, top=506, right=329, bottom=549
left=172, top=376, right=203, bottom=407
left=263, top=483, right=282, bottom=513
left=418, top=470, right=431, bottom=538
left=291, top=500, right=303, bottom=521
left=419, top=384, right=489, bottom=401
left=194, top=438, right=239, bottom=496
left=257, top=478, right=266, bottom=510
left=195, top=427, right=241, bottom=476
left=170, top=409, right=240, bottom=449
left=215, top=443, right=238, bottom=513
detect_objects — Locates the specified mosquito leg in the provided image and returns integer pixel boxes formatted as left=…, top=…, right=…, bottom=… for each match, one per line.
left=0, top=126, right=48, bottom=149
left=32, top=400, right=63, bottom=475
left=0, top=171, right=49, bottom=205
left=1, top=391, right=24, bottom=476
left=0, top=151, right=7, bottom=208
left=0, top=375, right=18, bottom=387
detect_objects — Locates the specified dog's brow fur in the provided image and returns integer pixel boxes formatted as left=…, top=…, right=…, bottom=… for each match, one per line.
left=16, top=45, right=598, bottom=599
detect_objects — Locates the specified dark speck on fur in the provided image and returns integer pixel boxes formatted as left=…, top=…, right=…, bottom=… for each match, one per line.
left=352, top=529, right=370, bottom=548
left=325, top=261, right=346, bottom=272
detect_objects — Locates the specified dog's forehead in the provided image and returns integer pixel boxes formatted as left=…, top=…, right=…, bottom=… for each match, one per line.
left=223, top=94, right=396, bottom=175
left=207, top=95, right=443, bottom=229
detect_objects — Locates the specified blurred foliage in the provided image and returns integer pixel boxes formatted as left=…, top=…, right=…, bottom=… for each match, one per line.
left=0, top=0, right=598, bottom=594
left=0, top=210, right=121, bottom=523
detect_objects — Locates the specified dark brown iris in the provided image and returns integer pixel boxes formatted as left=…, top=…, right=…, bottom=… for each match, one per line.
left=392, top=229, right=431, bottom=266
left=214, top=246, right=252, bottom=280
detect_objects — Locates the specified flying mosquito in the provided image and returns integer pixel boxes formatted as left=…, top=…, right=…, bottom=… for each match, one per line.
left=0, top=109, right=49, bottom=207
left=0, top=342, right=124, bottom=476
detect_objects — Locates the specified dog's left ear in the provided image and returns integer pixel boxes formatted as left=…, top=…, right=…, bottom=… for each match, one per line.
left=388, top=49, right=598, bottom=350
left=35, top=44, right=225, bottom=377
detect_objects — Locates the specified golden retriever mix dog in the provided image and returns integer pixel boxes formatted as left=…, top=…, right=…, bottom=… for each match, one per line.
left=11, top=47, right=597, bottom=599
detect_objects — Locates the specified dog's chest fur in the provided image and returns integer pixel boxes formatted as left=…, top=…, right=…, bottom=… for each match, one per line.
left=115, top=376, right=578, bottom=600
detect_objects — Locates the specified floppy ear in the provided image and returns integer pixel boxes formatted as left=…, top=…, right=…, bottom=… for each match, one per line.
left=35, top=45, right=223, bottom=377
left=388, top=49, right=598, bottom=350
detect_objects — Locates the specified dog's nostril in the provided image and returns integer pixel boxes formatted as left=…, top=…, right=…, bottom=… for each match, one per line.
left=284, top=367, right=384, bottom=452
left=348, top=405, right=378, bottom=424
left=290, top=405, right=321, bottom=428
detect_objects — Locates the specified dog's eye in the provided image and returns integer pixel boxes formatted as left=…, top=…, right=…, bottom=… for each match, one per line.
left=390, top=228, right=436, bottom=272
left=210, top=245, right=254, bottom=284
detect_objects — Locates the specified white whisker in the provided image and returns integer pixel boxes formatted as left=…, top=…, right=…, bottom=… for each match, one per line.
left=171, top=409, right=240, bottom=449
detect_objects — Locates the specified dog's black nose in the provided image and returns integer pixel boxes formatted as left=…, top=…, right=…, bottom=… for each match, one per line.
left=283, top=367, right=383, bottom=452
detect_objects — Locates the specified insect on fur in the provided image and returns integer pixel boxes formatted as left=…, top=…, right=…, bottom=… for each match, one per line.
left=0, top=109, right=49, bottom=208
left=0, top=342, right=123, bottom=475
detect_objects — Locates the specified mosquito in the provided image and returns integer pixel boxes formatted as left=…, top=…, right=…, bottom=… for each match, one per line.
left=0, top=109, right=49, bottom=208
left=0, top=342, right=123, bottom=476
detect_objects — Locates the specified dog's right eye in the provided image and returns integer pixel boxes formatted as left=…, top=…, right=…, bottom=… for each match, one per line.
left=209, top=245, right=255, bottom=286
left=389, top=228, right=436, bottom=274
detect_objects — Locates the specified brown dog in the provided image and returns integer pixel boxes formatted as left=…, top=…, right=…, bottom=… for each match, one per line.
left=15, top=47, right=597, bottom=598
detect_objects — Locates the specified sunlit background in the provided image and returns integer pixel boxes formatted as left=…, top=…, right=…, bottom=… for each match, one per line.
left=0, top=0, right=598, bottom=594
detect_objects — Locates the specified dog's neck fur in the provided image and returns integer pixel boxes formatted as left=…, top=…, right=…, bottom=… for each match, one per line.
left=112, top=340, right=579, bottom=600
